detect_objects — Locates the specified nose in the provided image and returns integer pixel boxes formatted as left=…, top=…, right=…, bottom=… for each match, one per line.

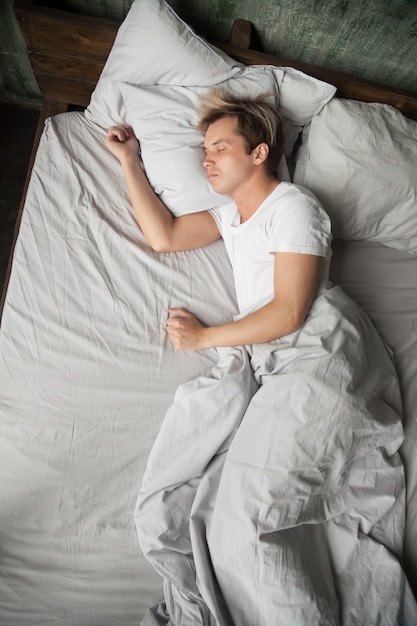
left=203, top=153, right=213, bottom=169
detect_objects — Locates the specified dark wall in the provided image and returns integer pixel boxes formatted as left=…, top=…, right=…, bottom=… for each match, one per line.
left=1, top=0, right=417, bottom=106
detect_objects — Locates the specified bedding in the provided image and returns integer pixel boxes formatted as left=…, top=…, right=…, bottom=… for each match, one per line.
left=119, top=65, right=335, bottom=216
left=0, top=111, right=236, bottom=623
left=87, top=0, right=335, bottom=218
left=120, top=71, right=288, bottom=216
left=330, top=240, right=417, bottom=588
left=294, top=98, right=417, bottom=253
left=136, top=284, right=414, bottom=624
left=2, top=0, right=417, bottom=623
left=85, top=0, right=243, bottom=129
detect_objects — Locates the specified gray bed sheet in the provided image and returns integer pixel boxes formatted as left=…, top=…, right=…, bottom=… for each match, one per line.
left=0, top=112, right=235, bottom=624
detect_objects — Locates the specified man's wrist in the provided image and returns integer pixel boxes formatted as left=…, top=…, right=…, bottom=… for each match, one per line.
left=199, top=325, right=215, bottom=350
left=120, top=151, right=141, bottom=170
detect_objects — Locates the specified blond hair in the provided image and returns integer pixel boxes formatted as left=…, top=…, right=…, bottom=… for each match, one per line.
left=198, top=90, right=285, bottom=176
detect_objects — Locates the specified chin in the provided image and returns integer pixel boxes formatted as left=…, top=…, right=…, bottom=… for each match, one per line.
left=210, top=180, right=227, bottom=195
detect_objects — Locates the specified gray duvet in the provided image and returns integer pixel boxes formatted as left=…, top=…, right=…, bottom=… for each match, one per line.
left=136, top=285, right=417, bottom=625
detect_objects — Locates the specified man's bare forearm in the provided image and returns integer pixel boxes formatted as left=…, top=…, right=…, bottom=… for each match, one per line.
left=105, top=125, right=221, bottom=252
left=203, top=301, right=301, bottom=347
left=167, top=299, right=304, bottom=351
left=120, top=152, right=175, bottom=252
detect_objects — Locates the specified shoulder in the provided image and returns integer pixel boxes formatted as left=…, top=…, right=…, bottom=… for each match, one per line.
left=265, top=183, right=332, bottom=253
left=267, top=182, right=330, bottom=227
left=273, top=182, right=325, bottom=213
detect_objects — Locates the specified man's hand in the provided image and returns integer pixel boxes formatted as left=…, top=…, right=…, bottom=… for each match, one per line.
left=166, top=308, right=207, bottom=351
left=105, top=125, right=140, bottom=163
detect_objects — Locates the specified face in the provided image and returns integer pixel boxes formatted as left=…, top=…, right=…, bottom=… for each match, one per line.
left=203, top=116, right=259, bottom=197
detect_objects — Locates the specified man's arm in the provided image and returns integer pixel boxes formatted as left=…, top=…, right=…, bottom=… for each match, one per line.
left=105, top=125, right=220, bottom=252
left=167, top=252, right=322, bottom=349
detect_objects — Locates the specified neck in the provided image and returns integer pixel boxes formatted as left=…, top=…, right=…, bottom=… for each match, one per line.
left=234, top=176, right=280, bottom=223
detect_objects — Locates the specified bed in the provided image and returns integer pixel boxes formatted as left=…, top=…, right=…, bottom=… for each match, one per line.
left=1, top=0, right=417, bottom=623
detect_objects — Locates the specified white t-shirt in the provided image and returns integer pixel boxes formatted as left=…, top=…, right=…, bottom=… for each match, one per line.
left=209, top=182, right=332, bottom=317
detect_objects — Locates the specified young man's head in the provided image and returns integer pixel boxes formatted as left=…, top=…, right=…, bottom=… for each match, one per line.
left=198, top=90, right=285, bottom=178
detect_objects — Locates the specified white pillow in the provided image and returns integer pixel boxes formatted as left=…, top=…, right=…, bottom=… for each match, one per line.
left=120, top=66, right=289, bottom=215
left=294, top=98, right=417, bottom=253
left=279, top=67, right=338, bottom=154
left=85, top=0, right=242, bottom=129
left=120, top=66, right=335, bottom=216
left=88, top=0, right=336, bottom=216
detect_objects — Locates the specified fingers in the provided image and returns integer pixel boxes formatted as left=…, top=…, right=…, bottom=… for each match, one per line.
left=104, top=124, right=140, bottom=160
left=168, top=308, right=189, bottom=319
left=166, top=310, right=191, bottom=334
left=166, top=318, right=197, bottom=351
left=166, top=316, right=185, bottom=333
left=166, top=309, right=206, bottom=351
left=106, top=124, right=133, bottom=143
left=166, top=317, right=186, bottom=348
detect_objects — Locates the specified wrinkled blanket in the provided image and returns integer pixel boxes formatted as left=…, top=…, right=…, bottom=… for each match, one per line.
left=135, top=285, right=417, bottom=625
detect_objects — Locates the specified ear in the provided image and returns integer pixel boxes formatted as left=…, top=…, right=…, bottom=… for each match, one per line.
left=253, top=143, right=269, bottom=165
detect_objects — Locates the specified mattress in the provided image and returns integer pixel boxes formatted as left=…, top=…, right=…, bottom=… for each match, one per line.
left=0, top=111, right=416, bottom=623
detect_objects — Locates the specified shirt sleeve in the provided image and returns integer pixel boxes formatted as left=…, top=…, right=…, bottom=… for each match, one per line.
left=208, top=206, right=223, bottom=235
left=266, top=187, right=332, bottom=256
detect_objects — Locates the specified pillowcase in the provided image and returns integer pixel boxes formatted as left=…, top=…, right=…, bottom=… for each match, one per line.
left=278, top=67, right=338, bottom=154
left=120, top=66, right=287, bottom=215
left=120, top=66, right=335, bottom=216
left=294, top=98, right=417, bottom=254
left=85, top=0, right=243, bottom=129
left=88, top=0, right=336, bottom=216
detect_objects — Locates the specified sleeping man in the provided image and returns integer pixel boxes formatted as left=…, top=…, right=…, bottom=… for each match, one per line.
left=105, top=92, right=415, bottom=625
left=105, top=92, right=330, bottom=351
